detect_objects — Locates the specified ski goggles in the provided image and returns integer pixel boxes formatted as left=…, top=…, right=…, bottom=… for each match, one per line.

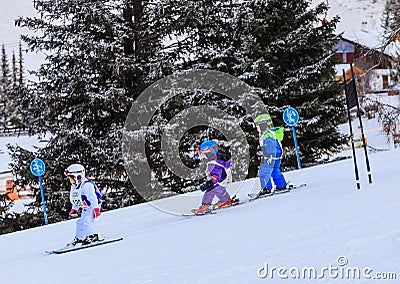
left=257, top=121, right=273, bottom=132
left=197, top=145, right=218, bottom=159
left=64, top=169, right=83, bottom=177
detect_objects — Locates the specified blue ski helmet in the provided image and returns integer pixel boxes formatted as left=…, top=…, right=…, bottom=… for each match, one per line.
left=197, top=140, right=218, bottom=158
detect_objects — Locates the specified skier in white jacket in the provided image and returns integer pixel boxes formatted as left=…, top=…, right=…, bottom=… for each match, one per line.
left=64, top=163, right=103, bottom=248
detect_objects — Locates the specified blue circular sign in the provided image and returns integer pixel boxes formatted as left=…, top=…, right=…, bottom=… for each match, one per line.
left=30, top=158, right=46, bottom=177
left=283, top=107, right=300, bottom=126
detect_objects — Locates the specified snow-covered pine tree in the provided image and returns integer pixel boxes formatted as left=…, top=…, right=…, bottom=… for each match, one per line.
left=3, top=49, right=26, bottom=129
left=18, top=42, right=25, bottom=88
left=11, top=52, right=17, bottom=89
left=0, top=44, right=27, bottom=131
left=0, top=44, right=12, bottom=130
left=378, top=0, right=400, bottom=143
left=229, top=0, right=347, bottom=167
left=160, top=0, right=347, bottom=172
left=12, top=42, right=29, bottom=129
left=11, top=0, right=179, bottom=219
left=383, top=0, right=400, bottom=42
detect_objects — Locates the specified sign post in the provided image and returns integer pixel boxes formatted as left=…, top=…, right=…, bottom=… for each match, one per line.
left=30, top=158, right=48, bottom=225
left=283, top=107, right=302, bottom=169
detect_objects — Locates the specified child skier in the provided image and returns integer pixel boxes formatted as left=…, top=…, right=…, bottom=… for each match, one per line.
left=64, top=163, right=104, bottom=248
left=193, top=140, right=233, bottom=214
left=254, top=114, right=288, bottom=195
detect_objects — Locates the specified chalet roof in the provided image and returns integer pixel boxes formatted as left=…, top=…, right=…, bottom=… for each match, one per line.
left=334, top=39, right=355, bottom=52
left=335, top=37, right=395, bottom=61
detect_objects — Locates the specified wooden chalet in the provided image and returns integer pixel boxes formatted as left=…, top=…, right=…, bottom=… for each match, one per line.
left=334, top=38, right=396, bottom=93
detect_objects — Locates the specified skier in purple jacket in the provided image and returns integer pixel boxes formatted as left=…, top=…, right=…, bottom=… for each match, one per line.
left=193, top=140, right=233, bottom=214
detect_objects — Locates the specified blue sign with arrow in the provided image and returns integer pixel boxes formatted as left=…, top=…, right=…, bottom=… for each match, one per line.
left=30, top=158, right=46, bottom=177
left=283, top=107, right=300, bottom=127
left=283, top=107, right=302, bottom=169
left=30, top=158, right=48, bottom=225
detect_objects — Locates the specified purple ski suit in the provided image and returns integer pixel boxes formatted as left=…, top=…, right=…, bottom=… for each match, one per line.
left=202, top=157, right=231, bottom=205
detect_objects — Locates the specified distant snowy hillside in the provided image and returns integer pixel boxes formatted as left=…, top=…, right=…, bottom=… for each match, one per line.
left=312, top=0, right=387, bottom=49
left=1, top=147, right=400, bottom=283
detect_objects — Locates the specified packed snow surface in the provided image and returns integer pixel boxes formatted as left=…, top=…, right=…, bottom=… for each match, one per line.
left=1, top=147, right=400, bottom=283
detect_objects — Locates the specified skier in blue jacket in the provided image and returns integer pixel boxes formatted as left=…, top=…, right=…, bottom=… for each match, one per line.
left=254, top=114, right=288, bottom=195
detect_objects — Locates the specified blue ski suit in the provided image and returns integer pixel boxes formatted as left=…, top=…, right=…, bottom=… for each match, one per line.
left=259, top=127, right=287, bottom=190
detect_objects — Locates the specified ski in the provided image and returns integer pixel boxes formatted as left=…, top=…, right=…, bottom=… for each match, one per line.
left=183, top=196, right=241, bottom=217
left=288, top=183, right=307, bottom=191
left=182, top=208, right=216, bottom=217
left=182, top=183, right=307, bottom=216
left=183, top=210, right=216, bottom=217
left=46, top=237, right=123, bottom=255
left=248, top=183, right=307, bottom=201
left=248, top=189, right=289, bottom=201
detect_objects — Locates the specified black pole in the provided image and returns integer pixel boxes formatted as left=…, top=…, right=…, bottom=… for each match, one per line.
left=350, top=63, right=372, bottom=184
left=343, top=70, right=361, bottom=190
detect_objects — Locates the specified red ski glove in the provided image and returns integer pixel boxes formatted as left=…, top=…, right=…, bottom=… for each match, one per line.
left=92, top=208, right=101, bottom=218
left=69, top=208, right=79, bottom=218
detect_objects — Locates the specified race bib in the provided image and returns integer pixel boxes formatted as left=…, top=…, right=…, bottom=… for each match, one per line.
left=70, top=187, right=83, bottom=208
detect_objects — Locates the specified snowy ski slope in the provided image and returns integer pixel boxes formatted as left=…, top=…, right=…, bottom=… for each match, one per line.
left=1, top=148, right=400, bottom=283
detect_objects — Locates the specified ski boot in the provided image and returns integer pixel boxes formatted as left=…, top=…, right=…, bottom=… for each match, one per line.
left=65, top=237, right=84, bottom=249
left=191, top=204, right=211, bottom=215
left=82, top=233, right=105, bottom=245
left=216, top=198, right=233, bottom=208
left=259, top=188, right=272, bottom=196
left=274, top=185, right=289, bottom=193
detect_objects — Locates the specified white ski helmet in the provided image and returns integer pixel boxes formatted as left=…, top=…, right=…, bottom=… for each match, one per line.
left=64, top=163, right=85, bottom=183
